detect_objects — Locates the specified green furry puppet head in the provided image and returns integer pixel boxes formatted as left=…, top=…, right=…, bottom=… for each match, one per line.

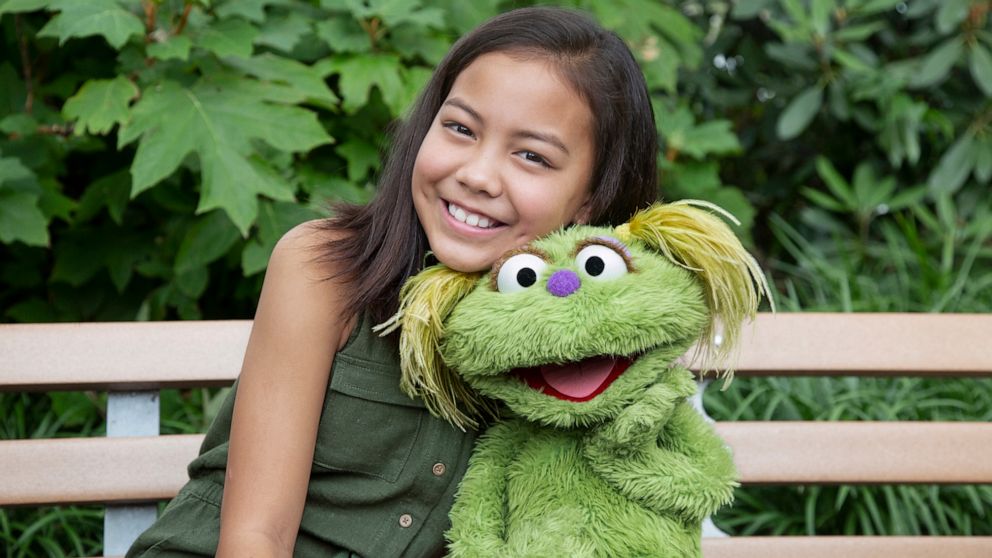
left=377, top=200, right=771, bottom=430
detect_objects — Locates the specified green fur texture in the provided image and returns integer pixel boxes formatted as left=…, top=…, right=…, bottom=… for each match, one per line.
left=437, top=225, right=741, bottom=557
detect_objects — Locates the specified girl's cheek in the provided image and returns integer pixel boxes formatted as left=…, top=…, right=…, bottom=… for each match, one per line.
left=415, top=133, right=454, bottom=179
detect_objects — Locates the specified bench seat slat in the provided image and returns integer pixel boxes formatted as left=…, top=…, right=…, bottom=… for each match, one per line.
left=3, top=313, right=991, bottom=392
left=4, top=421, right=991, bottom=507
left=701, top=536, right=992, bottom=557
left=719, top=421, right=992, bottom=484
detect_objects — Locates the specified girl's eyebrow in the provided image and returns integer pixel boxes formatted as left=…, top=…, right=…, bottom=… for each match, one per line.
left=443, top=97, right=570, bottom=155
left=443, top=98, right=483, bottom=123
left=512, top=130, right=569, bottom=155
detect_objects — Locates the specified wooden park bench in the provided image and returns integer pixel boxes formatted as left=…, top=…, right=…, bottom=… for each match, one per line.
left=1, top=313, right=991, bottom=557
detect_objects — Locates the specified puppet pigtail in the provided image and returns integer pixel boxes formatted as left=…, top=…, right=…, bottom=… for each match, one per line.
left=374, top=265, right=493, bottom=430
left=618, top=200, right=774, bottom=379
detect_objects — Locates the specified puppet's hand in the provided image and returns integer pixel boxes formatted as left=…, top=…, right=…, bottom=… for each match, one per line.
left=584, top=402, right=738, bottom=523
left=584, top=366, right=697, bottom=458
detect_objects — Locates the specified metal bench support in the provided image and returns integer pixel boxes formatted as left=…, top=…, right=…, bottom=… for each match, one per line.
left=104, top=391, right=160, bottom=556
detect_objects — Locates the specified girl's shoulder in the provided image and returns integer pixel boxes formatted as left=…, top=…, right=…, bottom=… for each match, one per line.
left=264, top=219, right=358, bottom=350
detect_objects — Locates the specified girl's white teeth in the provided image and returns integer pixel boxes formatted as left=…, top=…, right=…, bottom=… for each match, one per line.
left=448, top=202, right=496, bottom=229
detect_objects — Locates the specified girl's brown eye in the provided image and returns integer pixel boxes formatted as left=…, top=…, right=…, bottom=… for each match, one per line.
left=444, top=122, right=474, bottom=137
left=521, top=151, right=550, bottom=167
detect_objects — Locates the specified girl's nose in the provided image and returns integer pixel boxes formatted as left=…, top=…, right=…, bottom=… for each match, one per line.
left=455, top=150, right=502, bottom=197
left=547, top=269, right=581, bottom=297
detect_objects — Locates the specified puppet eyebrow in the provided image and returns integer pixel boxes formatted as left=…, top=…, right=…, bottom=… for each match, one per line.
left=574, top=236, right=636, bottom=271
left=443, top=98, right=570, bottom=155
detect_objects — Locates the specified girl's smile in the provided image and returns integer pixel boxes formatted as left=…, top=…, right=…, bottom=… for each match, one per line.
left=412, top=51, right=596, bottom=272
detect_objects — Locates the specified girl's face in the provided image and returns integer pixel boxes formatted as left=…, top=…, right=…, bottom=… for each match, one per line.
left=412, top=52, right=595, bottom=273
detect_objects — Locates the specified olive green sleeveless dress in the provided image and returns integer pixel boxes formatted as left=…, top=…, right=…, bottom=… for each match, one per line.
left=127, top=314, right=478, bottom=557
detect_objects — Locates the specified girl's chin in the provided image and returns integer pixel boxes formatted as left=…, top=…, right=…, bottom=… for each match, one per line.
left=426, top=235, right=507, bottom=272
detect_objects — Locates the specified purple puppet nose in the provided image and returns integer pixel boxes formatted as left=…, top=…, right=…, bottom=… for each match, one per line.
left=547, top=269, right=581, bottom=297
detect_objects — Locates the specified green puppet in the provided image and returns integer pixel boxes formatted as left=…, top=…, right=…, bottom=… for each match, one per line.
left=377, top=200, right=772, bottom=557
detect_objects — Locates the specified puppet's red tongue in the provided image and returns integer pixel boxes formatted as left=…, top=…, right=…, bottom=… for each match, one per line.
left=540, top=356, right=617, bottom=399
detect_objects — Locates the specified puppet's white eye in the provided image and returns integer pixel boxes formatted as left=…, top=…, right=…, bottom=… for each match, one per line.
left=575, top=244, right=628, bottom=281
left=496, top=254, right=548, bottom=293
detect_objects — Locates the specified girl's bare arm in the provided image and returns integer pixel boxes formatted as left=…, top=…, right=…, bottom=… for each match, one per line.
left=216, top=222, right=354, bottom=558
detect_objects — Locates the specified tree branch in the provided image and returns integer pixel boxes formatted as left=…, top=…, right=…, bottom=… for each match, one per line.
left=142, top=0, right=157, bottom=43
left=15, top=15, right=34, bottom=113
left=173, top=2, right=193, bottom=36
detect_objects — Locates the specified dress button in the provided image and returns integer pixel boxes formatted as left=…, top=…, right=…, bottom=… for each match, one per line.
left=432, top=462, right=446, bottom=476
left=399, top=513, right=413, bottom=528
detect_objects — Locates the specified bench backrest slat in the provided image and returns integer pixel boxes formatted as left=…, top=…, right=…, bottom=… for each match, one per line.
left=2, top=313, right=991, bottom=392
left=0, top=321, right=251, bottom=390
left=732, top=313, right=992, bottom=376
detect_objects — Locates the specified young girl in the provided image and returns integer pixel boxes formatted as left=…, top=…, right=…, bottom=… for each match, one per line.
left=127, top=6, right=659, bottom=557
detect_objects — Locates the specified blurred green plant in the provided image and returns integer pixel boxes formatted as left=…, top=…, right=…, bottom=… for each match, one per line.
left=2, top=0, right=991, bottom=554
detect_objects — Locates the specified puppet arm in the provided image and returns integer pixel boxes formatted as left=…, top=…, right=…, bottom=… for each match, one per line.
left=584, top=365, right=698, bottom=457
left=446, top=419, right=529, bottom=558
left=586, top=401, right=738, bottom=523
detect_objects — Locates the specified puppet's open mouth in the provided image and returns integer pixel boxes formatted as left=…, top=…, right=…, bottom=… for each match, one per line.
left=512, top=355, right=634, bottom=402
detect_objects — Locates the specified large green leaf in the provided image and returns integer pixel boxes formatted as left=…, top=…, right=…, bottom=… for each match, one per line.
left=731, top=0, right=773, bottom=19
left=314, top=17, right=371, bottom=53
left=62, top=76, right=138, bottom=136
left=0, top=155, right=35, bottom=188
left=228, top=54, right=338, bottom=106
left=935, top=0, right=970, bottom=34
left=969, top=43, right=992, bottom=97
left=975, top=136, right=992, bottom=183
left=174, top=210, right=242, bottom=274
left=927, top=135, right=976, bottom=194
left=37, top=0, right=144, bottom=49
left=104, top=232, right=152, bottom=292
left=119, top=80, right=332, bottom=233
left=343, top=0, right=444, bottom=29
left=777, top=86, right=823, bottom=140
left=336, top=138, right=380, bottom=182
left=215, top=0, right=291, bottom=22
left=909, top=38, right=963, bottom=89
left=147, top=35, right=192, bottom=61
left=0, top=0, right=49, bottom=16
left=324, top=54, right=404, bottom=113
left=0, top=190, right=47, bottom=246
left=255, top=11, right=312, bottom=53
left=426, top=0, right=500, bottom=34
left=195, top=17, right=258, bottom=59
left=679, top=121, right=742, bottom=158
left=76, top=171, right=130, bottom=224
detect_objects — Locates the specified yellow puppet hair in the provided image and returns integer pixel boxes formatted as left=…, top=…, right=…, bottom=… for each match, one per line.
left=617, top=200, right=774, bottom=379
left=373, top=265, right=495, bottom=430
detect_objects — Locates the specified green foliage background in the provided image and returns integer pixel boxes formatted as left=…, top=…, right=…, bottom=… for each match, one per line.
left=1, top=0, right=990, bottom=555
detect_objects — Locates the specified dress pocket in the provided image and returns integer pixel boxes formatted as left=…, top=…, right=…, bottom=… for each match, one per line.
left=311, top=382, right=425, bottom=482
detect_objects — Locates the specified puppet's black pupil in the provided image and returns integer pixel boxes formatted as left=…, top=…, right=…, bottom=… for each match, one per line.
left=517, top=268, right=537, bottom=287
left=585, top=256, right=605, bottom=276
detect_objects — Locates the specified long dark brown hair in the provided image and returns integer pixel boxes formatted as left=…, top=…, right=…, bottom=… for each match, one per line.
left=316, top=6, right=659, bottom=324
